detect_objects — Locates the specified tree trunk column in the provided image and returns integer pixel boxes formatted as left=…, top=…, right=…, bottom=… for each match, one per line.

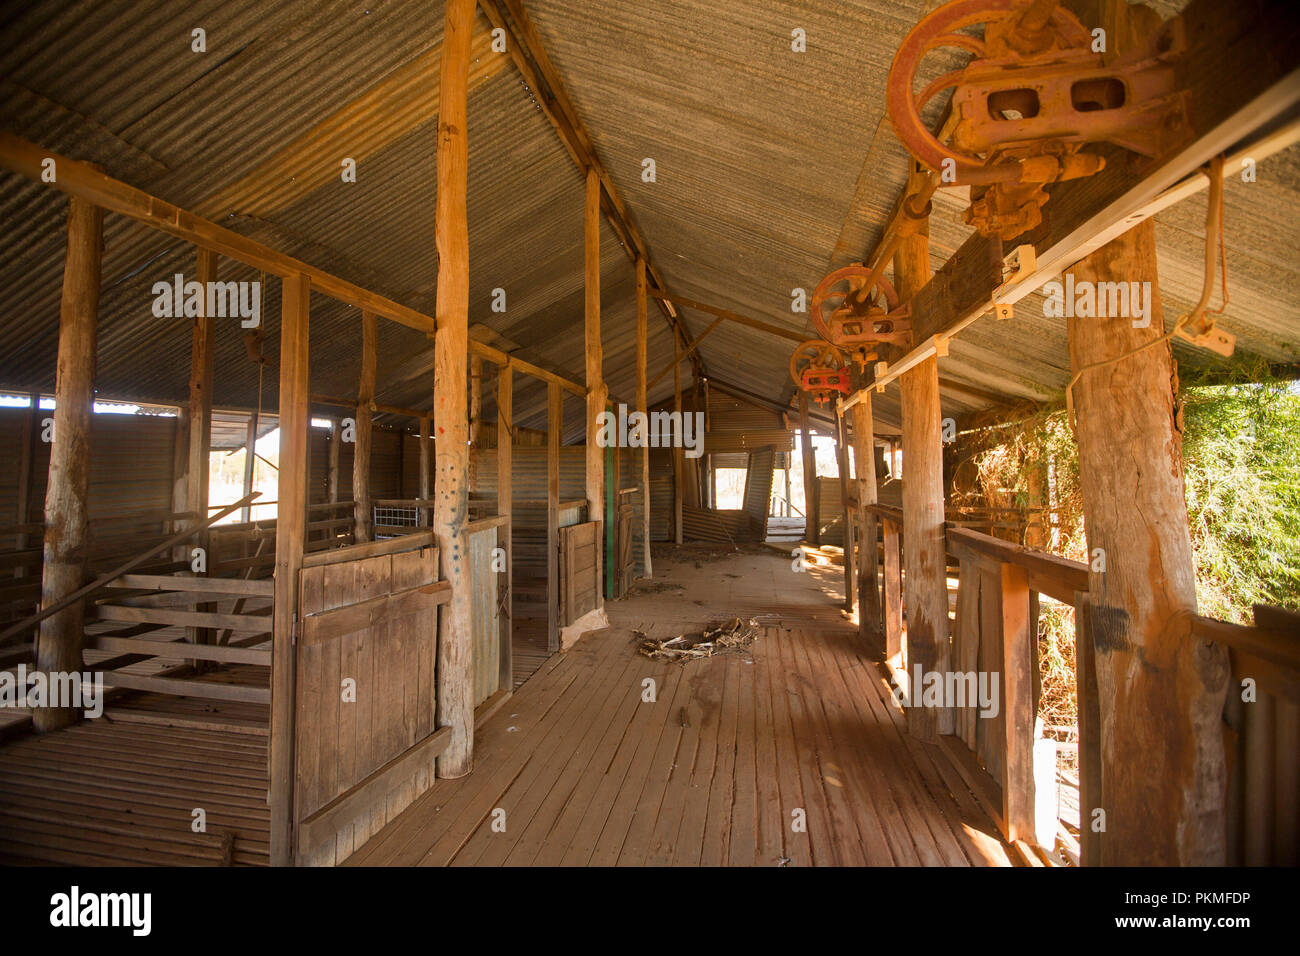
left=433, top=0, right=475, bottom=779
left=34, top=195, right=102, bottom=733
left=1068, top=219, right=1228, bottom=865
left=895, top=229, right=952, bottom=741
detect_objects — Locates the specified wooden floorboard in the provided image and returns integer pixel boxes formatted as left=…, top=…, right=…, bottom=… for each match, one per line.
left=0, top=717, right=269, bottom=866
left=349, top=546, right=1014, bottom=867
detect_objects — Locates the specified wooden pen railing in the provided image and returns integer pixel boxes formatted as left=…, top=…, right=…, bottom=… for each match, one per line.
left=863, top=504, right=1299, bottom=866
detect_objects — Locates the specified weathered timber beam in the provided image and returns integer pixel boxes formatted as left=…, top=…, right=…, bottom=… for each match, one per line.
left=469, top=339, right=585, bottom=397
left=0, top=132, right=439, bottom=332
left=648, top=292, right=807, bottom=344
left=476, top=0, right=702, bottom=380
left=647, top=315, right=726, bottom=391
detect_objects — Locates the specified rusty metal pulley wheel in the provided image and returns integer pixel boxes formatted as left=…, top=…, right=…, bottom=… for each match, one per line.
left=809, top=265, right=901, bottom=345
left=886, top=0, right=1090, bottom=186
left=789, top=340, right=851, bottom=406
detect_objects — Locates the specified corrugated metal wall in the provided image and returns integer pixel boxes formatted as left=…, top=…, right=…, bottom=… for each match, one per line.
left=0, top=407, right=176, bottom=524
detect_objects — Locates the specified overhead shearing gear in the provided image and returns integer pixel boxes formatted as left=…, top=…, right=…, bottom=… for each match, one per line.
left=789, top=340, right=851, bottom=406
left=887, top=0, right=1190, bottom=238
left=809, top=265, right=912, bottom=356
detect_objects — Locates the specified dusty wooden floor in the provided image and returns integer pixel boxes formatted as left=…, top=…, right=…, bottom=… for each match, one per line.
left=0, top=716, right=270, bottom=865
left=348, top=545, right=1013, bottom=867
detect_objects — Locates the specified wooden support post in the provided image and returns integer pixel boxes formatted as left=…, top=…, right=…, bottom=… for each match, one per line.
left=636, top=258, right=652, bottom=577
left=1000, top=561, right=1035, bottom=842
left=327, top=416, right=341, bottom=503
left=850, top=394, right=881, bottom=642
left=353, top=311, right=377, bottom=543
left=883, top=517, right=903, bottom=666
left=547, top=382, right=561, bottom=652
left=496, top=365, right=512, bottom=691
left=433, top=0, right=475, bottom=780
left=469, top=355, right=482, bottom=446
left=419, top=415, right=432, bottom=527
left=835, top=410, right=856, bottom=613
left=798, top=391, right=818, bottom=545
left=241, top=414, right=257, bottom=523
left=270, top=271, right=310, bottom=864
left=187, top=249, right=217, bottom=528
left=14, top=391, right=41, bottom=567
left=895, top=228, right=952, bottom=741
left=584, top=167, right=605, bottom=608
left=33, top=194, right=101, bottom=733
left=673, top=339, right=683, bottom=545
left=186, top=248, right=218, bottom=660
left=1067, top=219, right=1228, bottom=865
left=171, top=409, right=189, bottom=555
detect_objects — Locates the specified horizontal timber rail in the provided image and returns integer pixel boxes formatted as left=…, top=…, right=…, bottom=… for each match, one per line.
left=0, top=492, right=261, bottom=646
left=862, top=505, right=1299, bottom=865
left=0, top=133, right=586, bottom=399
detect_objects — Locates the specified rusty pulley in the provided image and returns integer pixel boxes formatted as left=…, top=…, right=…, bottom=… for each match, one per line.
left=789, top=340, right=851, bottom=407
left=810, top=265, right=911, bottom=353
left=887, top=0, right=1190, bottom=238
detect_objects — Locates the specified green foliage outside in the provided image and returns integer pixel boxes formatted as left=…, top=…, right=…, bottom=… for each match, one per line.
left=1180, top=360, right=1300, bottom=623
left=956, top=357, right=1300, bottom=740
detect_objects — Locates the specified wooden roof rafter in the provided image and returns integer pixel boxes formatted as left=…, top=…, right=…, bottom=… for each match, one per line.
left=477, top=0, right=705, bottom=381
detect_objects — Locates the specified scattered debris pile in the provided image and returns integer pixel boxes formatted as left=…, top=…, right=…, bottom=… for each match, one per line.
left=626, top=580, right=685, bottom=596
left=637, top=617, right=761, bottom=663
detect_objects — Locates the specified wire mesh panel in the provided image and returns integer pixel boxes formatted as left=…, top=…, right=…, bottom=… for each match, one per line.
left=373, top=505, right=419, bottom=540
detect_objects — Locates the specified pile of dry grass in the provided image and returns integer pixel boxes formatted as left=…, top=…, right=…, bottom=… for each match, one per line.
left=636, top=617, right=760, bottom=663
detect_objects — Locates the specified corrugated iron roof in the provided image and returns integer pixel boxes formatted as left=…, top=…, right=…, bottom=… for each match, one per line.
left=0, top=0, right=1296, bottom=440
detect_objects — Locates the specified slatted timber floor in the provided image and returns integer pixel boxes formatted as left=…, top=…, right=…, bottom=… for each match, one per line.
left=348, top=545, right=1014, bottom=866
left=0, top=664, right=270, bottom=866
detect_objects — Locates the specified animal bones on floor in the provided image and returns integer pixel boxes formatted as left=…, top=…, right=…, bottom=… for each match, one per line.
left=636, top=617, right=761, bottom=662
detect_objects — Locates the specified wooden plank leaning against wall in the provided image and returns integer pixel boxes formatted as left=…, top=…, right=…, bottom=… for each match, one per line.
left=33, top=193, right=101, bottom=733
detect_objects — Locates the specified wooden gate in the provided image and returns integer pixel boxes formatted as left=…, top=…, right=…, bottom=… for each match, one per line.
left=559, top=520, right=599, bottom=626
left=292, top=532, right=450, bottom=865
left=612, top=490, right=636, bottom=599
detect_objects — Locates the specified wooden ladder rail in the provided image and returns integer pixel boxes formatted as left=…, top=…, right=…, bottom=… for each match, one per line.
left=0, top=491, right=261, bottom=647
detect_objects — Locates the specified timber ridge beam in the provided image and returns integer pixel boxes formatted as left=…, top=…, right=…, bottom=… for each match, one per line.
left=0, top=132, right=588, bottom=401
left=477, top=0, right=704, bottom=383
left=840, top=0, right=1300, bottom=412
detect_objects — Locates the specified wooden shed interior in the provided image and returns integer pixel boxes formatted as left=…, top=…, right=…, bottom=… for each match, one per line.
left=0, top=0, right=1297, bottom=869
